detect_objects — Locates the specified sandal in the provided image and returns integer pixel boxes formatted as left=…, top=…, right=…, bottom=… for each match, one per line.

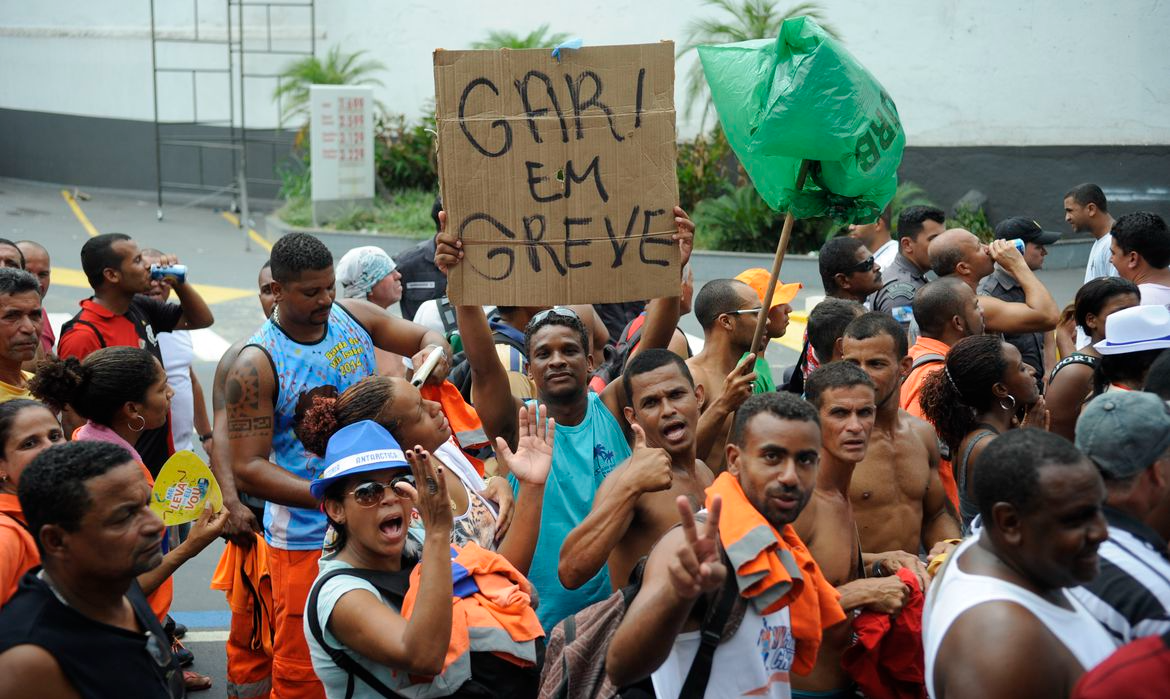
left=183, top=670, right=212, bottom=692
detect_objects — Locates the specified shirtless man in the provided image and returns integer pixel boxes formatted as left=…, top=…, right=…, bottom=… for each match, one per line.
left=841, top=312, right=961, bottom=555
left=793, top=361, right=924, bottom=699
left=559, top=349, right=713, bottom=590
left=687, top=279, right=760, bottom=473
left=930, top=229, right=1060, bottom=335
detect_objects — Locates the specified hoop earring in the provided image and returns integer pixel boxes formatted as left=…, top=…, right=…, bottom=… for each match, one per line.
left=128, top=414, right=146, bottom=433
left=999, top=394, right=1017, bottom=413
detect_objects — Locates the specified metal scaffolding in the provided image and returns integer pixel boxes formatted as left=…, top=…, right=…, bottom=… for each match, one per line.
left=149, top=0, right=315, bottom=246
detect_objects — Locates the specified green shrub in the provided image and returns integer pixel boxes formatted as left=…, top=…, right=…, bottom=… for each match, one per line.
left=677, top=128, right=734, bottom=213
left=889, top=181, right=934, bottom=235
left=949, top=204, right=994, bottom=243
left=375, top=114, right=437, bottom=191
left=694, top=185, right=837, bottom=254
left=276, top=157, right=311, bottom=200
left=274, top=188, right=435, bottom=237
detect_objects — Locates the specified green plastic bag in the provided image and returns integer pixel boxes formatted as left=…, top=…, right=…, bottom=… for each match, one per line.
left=698, top=16, right=905, bottom=223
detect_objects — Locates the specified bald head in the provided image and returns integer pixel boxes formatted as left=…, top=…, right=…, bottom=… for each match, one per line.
left=913, top=276, right=984, bottom=339
left=929, top=229, right=975, bottom=277
left=929, top=228, right=993, bottom=282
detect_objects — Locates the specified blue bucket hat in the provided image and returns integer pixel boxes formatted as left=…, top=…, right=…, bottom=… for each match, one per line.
left=310, top=420, right=409, bottom=500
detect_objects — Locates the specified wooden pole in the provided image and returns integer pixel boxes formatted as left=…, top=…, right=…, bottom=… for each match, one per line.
left=749, top=159, right=811, bottom=357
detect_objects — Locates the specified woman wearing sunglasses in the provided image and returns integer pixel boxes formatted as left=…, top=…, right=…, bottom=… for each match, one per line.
left=306, top=421, right=541, bottom=698
left=298, top=376, right=552, bottom=574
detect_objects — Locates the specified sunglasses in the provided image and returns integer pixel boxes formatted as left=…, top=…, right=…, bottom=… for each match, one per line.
left=844, top=255, right=876, bottom=274
left=529, top=306, right=580, bottom=327
left=348, top=474, right=416, bottom=508
left=724, top=306, right=763, bottom=317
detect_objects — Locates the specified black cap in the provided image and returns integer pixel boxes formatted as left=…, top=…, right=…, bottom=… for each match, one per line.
left=994, top=217, right=1061, bottom=245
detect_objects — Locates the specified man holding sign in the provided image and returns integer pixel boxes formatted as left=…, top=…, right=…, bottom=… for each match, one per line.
left=438, top=206, right=692, bottom=630
left=432, top=42, right=692, bottom=629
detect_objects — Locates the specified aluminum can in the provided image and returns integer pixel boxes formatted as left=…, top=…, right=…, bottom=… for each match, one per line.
left=150, top=264, right=187, bottom=284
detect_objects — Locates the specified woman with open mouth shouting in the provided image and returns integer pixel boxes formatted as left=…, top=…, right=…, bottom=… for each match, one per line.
left=304, top=421, right=543, bottom=698
left=297, top=376, right=553, bottom=574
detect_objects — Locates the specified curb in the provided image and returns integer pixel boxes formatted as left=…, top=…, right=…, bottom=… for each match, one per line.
left=261, top=214, right=1095, bottom=273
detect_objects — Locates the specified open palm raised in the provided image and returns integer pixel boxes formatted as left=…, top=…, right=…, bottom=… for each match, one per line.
left=495, top=404, right=555, bottom=485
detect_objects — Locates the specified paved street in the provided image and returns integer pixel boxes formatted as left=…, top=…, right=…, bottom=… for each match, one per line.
left=0, top=176, right=1087, bottom=696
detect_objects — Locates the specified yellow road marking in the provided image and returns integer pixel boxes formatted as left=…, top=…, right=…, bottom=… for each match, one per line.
left=61, top=190, right=100, bottom=237
left=220, top=211, right=273, bottom=252
left=53, top=267, right=254, bottom=305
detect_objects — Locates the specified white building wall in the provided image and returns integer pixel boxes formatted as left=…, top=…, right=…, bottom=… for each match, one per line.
left=1, top=0, right=1167, bottom=146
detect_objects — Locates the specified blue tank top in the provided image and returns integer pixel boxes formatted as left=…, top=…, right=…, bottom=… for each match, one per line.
left=510, top=392, right=632, bottom=630
left=247, top=303, right=377, bottom=550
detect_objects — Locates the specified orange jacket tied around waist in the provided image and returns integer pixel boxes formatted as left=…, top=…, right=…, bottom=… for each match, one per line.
left=706, top=472, right=847, bottom=676
left=400, top=542, right=543, bottom=683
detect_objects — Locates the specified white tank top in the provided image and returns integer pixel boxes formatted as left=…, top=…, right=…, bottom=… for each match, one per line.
left=650, top=599, right=794, bottom=699
left=924, top=537, right=1117, bottom=698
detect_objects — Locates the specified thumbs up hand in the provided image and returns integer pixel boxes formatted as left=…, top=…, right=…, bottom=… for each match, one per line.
left=623, top=423, right=674, bottom=494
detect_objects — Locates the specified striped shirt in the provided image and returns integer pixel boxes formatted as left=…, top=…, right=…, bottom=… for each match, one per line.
left=1071, top=506, right=1170, bottom=644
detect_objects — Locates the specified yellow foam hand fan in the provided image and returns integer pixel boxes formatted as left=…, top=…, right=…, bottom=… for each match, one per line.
left=150, top=450, right=224, bottom=525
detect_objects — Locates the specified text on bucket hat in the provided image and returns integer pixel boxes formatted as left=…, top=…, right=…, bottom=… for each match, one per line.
left=310, top=420, right=408, bottom=500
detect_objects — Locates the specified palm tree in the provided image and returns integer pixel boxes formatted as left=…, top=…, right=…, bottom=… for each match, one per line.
left=471, top=24, right=570, bottom=50
left=678, top=1, right=839, bottom=130
left=273, top=45, right=387, bottom=128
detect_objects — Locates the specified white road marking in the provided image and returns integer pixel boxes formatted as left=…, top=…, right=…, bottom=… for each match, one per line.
left=182, top=630, right=231, bottom=643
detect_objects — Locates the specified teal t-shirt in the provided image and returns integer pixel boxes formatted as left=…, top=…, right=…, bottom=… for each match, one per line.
left=510, top=392, right=632, bottom=630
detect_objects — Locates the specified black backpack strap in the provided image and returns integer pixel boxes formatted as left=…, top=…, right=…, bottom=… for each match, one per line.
left=491, top=329, right=528, bottom=356
left=306, top=566, right=415, bottom=699
left=910, top=352, right=945, bottom=372
left=60, top=318, right=107, bottom=349
left=781, top=339, right=810, bottom=394
left=0, top=511, right=32, bottom=535
left=678, top=562, right=739, bottom=699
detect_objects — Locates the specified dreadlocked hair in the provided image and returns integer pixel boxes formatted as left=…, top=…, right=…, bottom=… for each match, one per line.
left=295, top=376, right=400, bottom=457
left=918, top=335, right=1007, bottom=452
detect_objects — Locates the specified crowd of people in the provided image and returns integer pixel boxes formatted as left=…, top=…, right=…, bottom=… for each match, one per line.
left=0, top=183, right=1167, bottom=699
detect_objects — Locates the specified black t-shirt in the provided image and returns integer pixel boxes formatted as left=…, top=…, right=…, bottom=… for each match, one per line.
left=0, top=571, right=184, bottom=699
left=393, top=237, right=446, bottom=322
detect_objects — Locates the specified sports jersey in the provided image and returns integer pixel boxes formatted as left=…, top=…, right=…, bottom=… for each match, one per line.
left=247, top=304, right=376, bottom=550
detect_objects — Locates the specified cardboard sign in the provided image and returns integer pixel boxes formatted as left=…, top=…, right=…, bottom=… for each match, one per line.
left=150, top=451, right=223, bottom=526
left=434, top=42, right=679, bottom=305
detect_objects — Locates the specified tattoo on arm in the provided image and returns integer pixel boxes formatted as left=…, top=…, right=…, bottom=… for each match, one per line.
left=226, top=362, right=270, bottom=439
left=229, top=416, right=272, bottom=438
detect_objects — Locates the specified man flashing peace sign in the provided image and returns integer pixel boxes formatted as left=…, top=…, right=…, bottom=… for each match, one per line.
left=606, top=393, right=846, bottom=699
